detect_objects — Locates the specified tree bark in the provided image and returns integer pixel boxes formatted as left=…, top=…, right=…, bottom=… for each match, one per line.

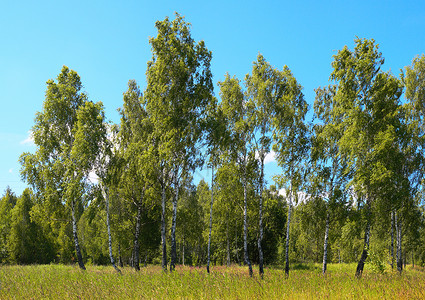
left=390, top=211, right=395, bottom=269
left=133, top=196, right=143, bottom=271
left=284, top=191, right=292, bottom=277
left=161, top=174, right=167, bottom=271
left=243, top=160, right=253, bottom=277
left=207, top=165, right=214, bottom=273
left=258, top=155, right=265, bottom=278
left=118, top=243, right=123, bottom=267
left=395, top=212, right=403, bottom=273
left=71, top=199, right=86, bottom=270
left=412, top=252, right=414, bottom=268
left=355, top=197, right=371, bottom=278
left=101, top=186, right=121, bottom=273
left=355, top=222, right=371, bottom=277
left=170, top=168, right=179, bottom=271
left=355, top=222, right=371, bottom=278
left=182, top=235, right=185, bottom=266
left=226, top=211, right=230, bottom=267
left=235, top=218, right=240, bottom=265
left=322, top=211, right=330, bottom=274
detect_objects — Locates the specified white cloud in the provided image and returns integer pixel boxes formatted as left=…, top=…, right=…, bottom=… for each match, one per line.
left=87, top=171, right=99, bottom=184
left=255, top=150, right=276, bottom=164
left=278, top=188, right=310, bottom=206
left=264, top=150, right=276, bottom=164
left=9, top=168, right=13, bottom=173
left=278, top=188, right=287, bottom=197
left=20, top=131, right=34, bottom=145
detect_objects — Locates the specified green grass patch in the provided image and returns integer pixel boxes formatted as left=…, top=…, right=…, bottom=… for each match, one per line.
left=0, top=263, right=424, bottom=299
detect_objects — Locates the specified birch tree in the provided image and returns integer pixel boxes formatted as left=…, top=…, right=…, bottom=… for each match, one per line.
left=245, top=54, right=279, bottom=277
left=118, top=80, right=159, bottom=271
left=20, top=66, right=106, bottom=270
left=272, top=65, right=308, bottom=277
left=144, top=13, right=213, bottom=271
left=400, top=54, right=425, bottom=271
left=91, top=121, right=122, bottom=272
left=313, top=84, right=349, bottom=274
left=219, top=74, right=254, bottom=276
left=323, top=38, right=404, bottom=277
left=204, top=98, right=229, bottom=273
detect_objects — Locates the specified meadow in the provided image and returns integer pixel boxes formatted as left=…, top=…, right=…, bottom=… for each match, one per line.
left=0, top=263, right=424, bottom=299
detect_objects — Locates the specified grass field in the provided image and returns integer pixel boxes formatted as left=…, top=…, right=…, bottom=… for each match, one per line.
left=0, top=263, right=424, bottom=299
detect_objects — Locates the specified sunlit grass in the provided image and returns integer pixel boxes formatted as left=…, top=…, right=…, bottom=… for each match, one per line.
left=0, top=263, right=424, bottom=299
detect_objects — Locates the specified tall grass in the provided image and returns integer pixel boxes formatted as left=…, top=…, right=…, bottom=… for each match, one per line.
left=0, top=263, right=424, bottom=299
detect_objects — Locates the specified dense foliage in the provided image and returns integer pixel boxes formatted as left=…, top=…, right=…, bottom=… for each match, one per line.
left=1, top=14, right=424, bottom=277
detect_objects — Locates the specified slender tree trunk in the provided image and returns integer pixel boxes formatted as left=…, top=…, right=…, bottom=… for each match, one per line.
left=258, top=156, right=265, bottom=278
left=170, top=169, right=179, bottom=271
left=390, top=211, right=395, bottom=269
left=102, top=186, right=121, bottom=273
left=355, top=222, right=371, bottom=277
left=226, top=212, right=230, bottom=267
left=355, top=197, right=371, bottom=278
left=161, top=176, right=167, bottom=271
left=133, top=198, right=143, bottom=271
left=285, top=191, right=292, bottom=277
left=71, top=199, right=86, bottom=270
left=118, top=243, right=123, bottom=268
left=207, top=165, right=214, bottom=273
left=235, top=218, right=240, bottom=265
left=395, top=212, right=403, bottom=273
left=182, top=234, right=185, bottom=266
left=403, top=251, right=406, bottom=269
left=322, top=211, right=330, bottom=274
left=412, top=252, right=414, bottom=269
left=243, top=162, right=253, bottom=277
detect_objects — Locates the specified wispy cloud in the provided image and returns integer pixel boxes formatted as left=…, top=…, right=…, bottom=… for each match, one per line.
left=9, top=168, right=13, bottom=173
left=20, top=131, right=34, bottom=145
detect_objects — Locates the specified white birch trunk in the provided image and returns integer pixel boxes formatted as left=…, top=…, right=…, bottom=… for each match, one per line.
left=226, top=212, right=230, bottom=267
left=71, top=199, right=86, bottom=270
left=395, top=212, right=403, bottom=273
left=243, top=158, right=253, bottom=277
left=235, top=218, right=240, bottom=265
left=101, top=186, right=121, bottom=273
left=207, top=165, right=214, bottom=273
left=161, top=171, right=167, bottom=271
left=258, top=154, right=264, bottom=277
left=355, top=197, right=371, bottom=278
left=355, top=222, right=371, bottom=277
left=133, top=197, right=143, bottom=271
left=322, top=211, right=330, bottom=274
left=182, top=235, right=185, bottom=266
left=284, top=191, right=292, bottom=276
left=170, top=168, right=179, bottom=271
left=390, top=211, right=395, bottom=269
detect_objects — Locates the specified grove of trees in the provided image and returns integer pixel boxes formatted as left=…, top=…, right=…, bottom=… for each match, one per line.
left=1, top=14, right=425, bottom=278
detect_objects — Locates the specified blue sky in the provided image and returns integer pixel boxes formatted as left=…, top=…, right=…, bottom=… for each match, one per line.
left=1, top=0, right=424, bottom=195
